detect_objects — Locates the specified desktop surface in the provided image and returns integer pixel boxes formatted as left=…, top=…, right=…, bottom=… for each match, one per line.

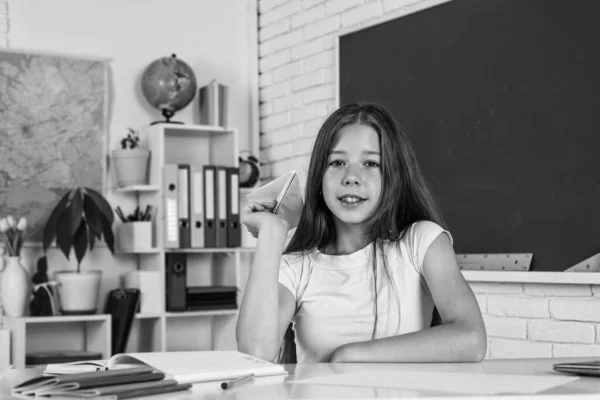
left=1, top=357, right=599, bottom=399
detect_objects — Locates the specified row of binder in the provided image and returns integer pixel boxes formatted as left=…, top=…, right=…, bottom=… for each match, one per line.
left=163, top=164, right=241, bottom=248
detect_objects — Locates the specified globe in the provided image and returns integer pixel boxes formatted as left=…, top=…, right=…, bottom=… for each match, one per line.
left=141, top=54, right=197, bottom=124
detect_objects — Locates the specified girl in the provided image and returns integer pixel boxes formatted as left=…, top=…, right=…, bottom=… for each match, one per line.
left=237, top=103, right=486, bottom=363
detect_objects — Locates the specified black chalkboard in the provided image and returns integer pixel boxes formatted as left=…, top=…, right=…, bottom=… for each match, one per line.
left=339, top=0, right=600, bottom=272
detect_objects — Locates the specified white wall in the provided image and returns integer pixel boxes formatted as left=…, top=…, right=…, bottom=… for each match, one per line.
left=0, top=1, right=7, bottom=47
left=1, top=0, right=257, bottom=352
left=257, top=0, right=600, bottom=359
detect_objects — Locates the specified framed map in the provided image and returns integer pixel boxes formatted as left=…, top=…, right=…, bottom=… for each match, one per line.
left=0, top=49, right=109, bottom=242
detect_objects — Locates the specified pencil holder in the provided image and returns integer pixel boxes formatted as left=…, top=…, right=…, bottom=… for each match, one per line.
left=117, top=221, right=153, bottom=250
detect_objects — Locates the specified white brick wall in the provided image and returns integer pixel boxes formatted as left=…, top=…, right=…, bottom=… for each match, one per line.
left=471, top=282, right=600, bottom=359
left=257, top=0, right=600, bottom=360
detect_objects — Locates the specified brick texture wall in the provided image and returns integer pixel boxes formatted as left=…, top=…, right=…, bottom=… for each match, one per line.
left=471, top=282, right=600, bottom=359
left=257, top=0, right=600, bottom=359
left=0, top=1, right=8, bottom=47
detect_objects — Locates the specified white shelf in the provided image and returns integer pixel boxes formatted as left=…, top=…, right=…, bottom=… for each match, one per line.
left=162, top=124, right=230, bottom=137
left=463, top=270, right=600, bottom=285
left=116, top=247, right=161, bottom=254
left=114, top=184, right=160, bottom=193
left=3, top=314, right=111, bottom=368
left=4, top=314, right=110, bottom=323
left=167, top=248, right=240, bottom=254
left=134, top=313, right=162, bottom=320
left=165, top=309, right=238, bottom=318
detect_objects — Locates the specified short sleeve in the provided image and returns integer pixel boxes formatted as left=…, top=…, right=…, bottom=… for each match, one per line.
left=405, top=221, right=453, bottom=274
left=278, top=254, right=302, bottom=301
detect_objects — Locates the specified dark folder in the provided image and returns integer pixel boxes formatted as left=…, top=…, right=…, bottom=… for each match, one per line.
left=177, top=164, right=191, bottom=248
left=203, top=165, right=216, bottom=248
left=215, top=166, right=228, bottom=248
left=226, top=167, right=241, bottom=247
left=104, top=288, right=140, bottom=355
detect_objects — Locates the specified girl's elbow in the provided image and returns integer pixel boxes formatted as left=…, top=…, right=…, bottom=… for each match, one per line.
left=466, top=327, right=487, bottom=362
left=237, top=338, right=280, bottom=363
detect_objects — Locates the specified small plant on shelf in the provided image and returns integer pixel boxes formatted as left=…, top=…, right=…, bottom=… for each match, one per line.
left=112, top=127, right=150, bottom=187
left=120, top=127, right=141, bottom=149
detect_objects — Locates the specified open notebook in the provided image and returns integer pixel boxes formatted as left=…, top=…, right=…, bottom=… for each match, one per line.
left=41, top=351, right=287, bottom=384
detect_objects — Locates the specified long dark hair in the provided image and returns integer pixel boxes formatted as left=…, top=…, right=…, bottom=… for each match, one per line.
left=277, top=103, right=444, bottom=363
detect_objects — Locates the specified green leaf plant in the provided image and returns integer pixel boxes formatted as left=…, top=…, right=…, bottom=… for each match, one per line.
left=43, top=187, right=115, bottom=273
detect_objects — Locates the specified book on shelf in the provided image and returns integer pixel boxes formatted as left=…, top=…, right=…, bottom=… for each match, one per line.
left=12, top=366, right=192, bottom=398
left=39, top=351, right=287, bottom=384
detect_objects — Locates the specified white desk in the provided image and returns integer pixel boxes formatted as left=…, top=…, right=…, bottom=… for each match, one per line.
left=1, top=357, right=599, bottom=399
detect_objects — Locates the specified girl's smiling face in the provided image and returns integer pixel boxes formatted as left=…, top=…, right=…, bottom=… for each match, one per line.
left=322, top=123, right=382, bottom=230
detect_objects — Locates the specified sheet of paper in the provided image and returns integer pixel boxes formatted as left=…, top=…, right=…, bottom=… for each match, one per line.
left=245, top=170, right=303, bottom=229
left=290, top=370, right=579, bottom=396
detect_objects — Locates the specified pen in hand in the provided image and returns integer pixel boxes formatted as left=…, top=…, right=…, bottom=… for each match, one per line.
left=221, top=373, right=255, bottom=390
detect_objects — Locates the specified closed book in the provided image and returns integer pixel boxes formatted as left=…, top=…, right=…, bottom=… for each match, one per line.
left=26, top=351, right=103, bottom=366
left=13, top=367, right=162, bottom=396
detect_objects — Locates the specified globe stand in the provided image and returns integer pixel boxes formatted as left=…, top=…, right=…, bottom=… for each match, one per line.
left=150, top=109, right=184, bottom=125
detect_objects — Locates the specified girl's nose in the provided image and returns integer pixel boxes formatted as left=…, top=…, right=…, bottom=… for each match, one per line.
left=342, top=166, right=361, bottom=186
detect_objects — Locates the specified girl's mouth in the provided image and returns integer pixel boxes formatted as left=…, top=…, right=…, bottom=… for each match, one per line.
left=338, top=195, right=366, bottom=208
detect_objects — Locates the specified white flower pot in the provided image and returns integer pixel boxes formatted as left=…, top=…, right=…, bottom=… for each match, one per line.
left=111, top=148, right=150, bottom=187
left=54, top=270, right=102, bottom=315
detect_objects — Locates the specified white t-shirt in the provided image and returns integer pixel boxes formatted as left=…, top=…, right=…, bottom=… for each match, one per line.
left=278, top=220, right=452, bottom=363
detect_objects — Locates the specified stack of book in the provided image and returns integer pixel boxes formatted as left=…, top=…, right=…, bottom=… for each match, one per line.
left=12, top=351, right=287, bottom=399
left=12, top=367, right=191, bottom=399
left=186, top=286, right=237, bottom=311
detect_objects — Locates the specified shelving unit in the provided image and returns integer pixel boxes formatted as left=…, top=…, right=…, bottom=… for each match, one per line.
left=117, top=123, right=244, bottom=353
left=0, top=124, right=255, bottom=366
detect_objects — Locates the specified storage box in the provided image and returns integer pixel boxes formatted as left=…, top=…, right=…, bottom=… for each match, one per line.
left=123, top=271, right=161, bottom=314
left=116, top=222, right=153, bottom=250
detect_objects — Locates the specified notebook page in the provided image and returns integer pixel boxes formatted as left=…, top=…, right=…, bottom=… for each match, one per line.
left=109, top=351, right=286, bottom=384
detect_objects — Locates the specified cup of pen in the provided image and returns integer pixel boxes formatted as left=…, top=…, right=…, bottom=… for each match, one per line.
left=115, top=205, right=154, bottom=250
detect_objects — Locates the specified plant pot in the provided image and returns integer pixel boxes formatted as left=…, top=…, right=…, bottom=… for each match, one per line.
left=111, top=148, right=150, bottom=187
left=54, top=270, right=102, bottom=315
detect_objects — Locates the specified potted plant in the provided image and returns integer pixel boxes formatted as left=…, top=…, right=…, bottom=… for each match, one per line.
left=111, top=128, right=150, bottom=187
left=43, top=187, right=115, bottom=314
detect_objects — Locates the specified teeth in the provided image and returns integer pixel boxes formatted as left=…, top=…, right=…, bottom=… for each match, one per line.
left=341, top=196, right=362, bottom=203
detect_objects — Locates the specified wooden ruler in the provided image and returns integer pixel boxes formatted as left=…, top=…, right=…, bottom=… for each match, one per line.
left=565, top=253, right=600, bottom=272
left=456, top=253, right=533, bottom=271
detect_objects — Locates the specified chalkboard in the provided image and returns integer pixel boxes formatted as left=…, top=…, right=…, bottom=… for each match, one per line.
left=339, top=0, right=600, bottom=272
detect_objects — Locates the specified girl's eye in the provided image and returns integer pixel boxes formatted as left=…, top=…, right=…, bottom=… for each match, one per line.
left=329, top=160, right=345, bottom=167
left=365, top=161, right=380, bottom=168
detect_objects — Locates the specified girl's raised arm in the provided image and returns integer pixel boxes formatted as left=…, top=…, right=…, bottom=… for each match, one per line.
left=236, top=201, right=296, bottom=362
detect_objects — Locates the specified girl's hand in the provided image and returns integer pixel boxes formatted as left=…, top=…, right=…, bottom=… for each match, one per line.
left=242, top=199, right=289, bottom=238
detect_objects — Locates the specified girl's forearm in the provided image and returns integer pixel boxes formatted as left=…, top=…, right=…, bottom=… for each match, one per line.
left=236, top=229, right=288, bottom=361
left=332, top=321, right=487, bottom=363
